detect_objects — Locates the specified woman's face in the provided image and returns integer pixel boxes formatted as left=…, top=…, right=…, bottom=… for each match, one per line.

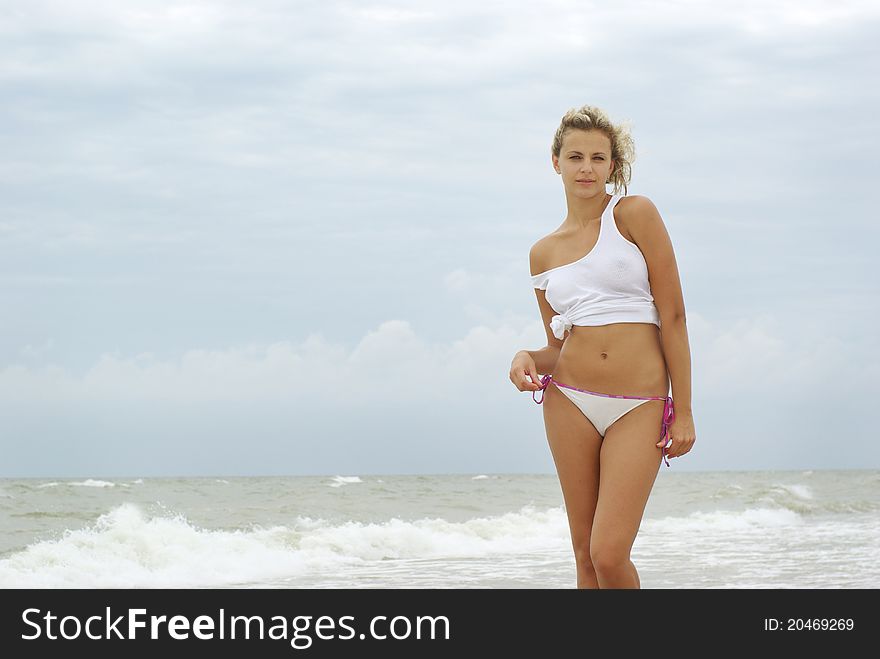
left=554, top=129, right=615, bottom=198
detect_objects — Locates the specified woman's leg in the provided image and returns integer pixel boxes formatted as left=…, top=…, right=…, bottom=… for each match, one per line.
left=542, top=383, right=603, bottom=588
left=590, top=399, right=665, bottom=589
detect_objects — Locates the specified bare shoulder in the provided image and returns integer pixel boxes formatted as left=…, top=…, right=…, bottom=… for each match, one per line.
left=616, top=194, right=665, bottom=243
left=529, top=233, right=559, bottom=276
left=617, top=194, right=659, bottom=218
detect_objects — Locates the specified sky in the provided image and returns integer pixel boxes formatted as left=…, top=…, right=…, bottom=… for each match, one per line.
left=1, top=0, right=878, bottom=477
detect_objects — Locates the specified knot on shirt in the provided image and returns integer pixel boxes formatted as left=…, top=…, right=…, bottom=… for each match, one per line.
left=549, top=313, right=573, bottom=340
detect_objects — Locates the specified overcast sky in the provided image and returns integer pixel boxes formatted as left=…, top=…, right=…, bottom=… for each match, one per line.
left=1, top=0, right=878, bottom=477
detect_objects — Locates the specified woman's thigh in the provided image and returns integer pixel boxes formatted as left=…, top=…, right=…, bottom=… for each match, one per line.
left=542, top=384, right=603, bottom=554
left=591, top=399, right=665, bottom=557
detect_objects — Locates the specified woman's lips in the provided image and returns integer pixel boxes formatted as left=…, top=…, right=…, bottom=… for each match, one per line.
left=576, top=180, right=595, bottom=184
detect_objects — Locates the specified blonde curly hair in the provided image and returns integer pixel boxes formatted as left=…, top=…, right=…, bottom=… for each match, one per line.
left=551, top=105, right=635, bottom=196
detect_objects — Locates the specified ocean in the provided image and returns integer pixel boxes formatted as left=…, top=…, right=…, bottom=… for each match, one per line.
left=0, top=469, right=877, bottom=588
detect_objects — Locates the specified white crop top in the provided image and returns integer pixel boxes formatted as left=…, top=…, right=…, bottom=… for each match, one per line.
left=530, top=193, right=660, bottom=340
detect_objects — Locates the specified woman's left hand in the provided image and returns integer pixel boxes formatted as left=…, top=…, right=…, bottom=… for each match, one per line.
left=657, top=411, right=696, bottom=459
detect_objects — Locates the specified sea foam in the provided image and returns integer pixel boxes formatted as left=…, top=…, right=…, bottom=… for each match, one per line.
left=0, top=503, right=570, bottom=588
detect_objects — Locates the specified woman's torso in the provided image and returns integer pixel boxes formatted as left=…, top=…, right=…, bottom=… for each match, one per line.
left=554, top=324, right=668, bottom=398
left=541, top=195, right=669, bottom=397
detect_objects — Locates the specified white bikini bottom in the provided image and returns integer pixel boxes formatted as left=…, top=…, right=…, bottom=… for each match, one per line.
left=532, top=375, right=676, bottom=466
left=551, top=383, right=655, bottom=436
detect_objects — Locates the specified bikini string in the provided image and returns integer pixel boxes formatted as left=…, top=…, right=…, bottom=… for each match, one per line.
left=660, top=396, right=675, bottom=468
left=532, top=373, right=553, bottom=404
left=532, top=373, right=674, bottom=468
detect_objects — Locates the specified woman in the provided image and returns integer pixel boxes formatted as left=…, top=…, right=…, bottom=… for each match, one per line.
left=509, top=105, right=696, bottom=589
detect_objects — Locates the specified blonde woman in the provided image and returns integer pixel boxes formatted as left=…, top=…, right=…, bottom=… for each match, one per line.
left=509, top=106, right=696, bottom=589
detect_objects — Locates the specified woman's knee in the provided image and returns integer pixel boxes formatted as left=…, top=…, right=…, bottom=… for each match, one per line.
left=574, top=544, right=595, bottom=572
left=589, top=541, right=630, bottom=575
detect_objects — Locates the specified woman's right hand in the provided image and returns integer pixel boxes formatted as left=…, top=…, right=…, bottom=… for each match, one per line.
left=509, top=351, right=543, bottom=392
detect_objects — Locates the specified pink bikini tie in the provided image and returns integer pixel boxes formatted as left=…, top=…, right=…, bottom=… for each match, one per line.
left=532, top=373, right=675, bottom=467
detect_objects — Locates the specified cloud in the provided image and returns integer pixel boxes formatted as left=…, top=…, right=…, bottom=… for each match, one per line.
left=0, top=320, right=520, bottom=407
left=1, top=308, right=871, bottom=409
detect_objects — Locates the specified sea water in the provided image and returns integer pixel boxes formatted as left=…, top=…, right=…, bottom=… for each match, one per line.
left=0, top=469, right=877, bottom=588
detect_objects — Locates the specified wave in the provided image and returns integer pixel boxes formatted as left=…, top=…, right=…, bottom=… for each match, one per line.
left=328, top=476, right=363, bottom=488
left=704, top=480, right=878, bottom=515
left=751, top=482, right=877, bottom=515
left=2, top=500, right=875, bottom=588
left=38, top=479, right=118, bottom=489
left=0, top=503, right=569, bottom=588
left=647, top=507, right=804, bottom=533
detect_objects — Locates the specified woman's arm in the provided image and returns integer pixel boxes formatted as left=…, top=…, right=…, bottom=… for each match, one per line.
left=659, top=318, right=692, bottom=413
left=523, top=239, right=567, bottom=375
left=623, top=195, right=692, bottom=412
left=515, top=345, right=561, bottom=376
